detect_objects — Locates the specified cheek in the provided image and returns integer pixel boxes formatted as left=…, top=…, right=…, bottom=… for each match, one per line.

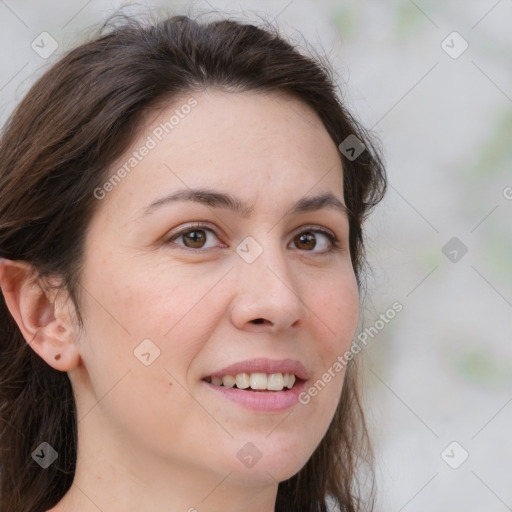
left=302, top=269, right=359, bottom=408
left=73, top=264, right=223, bottom=447
left=313, top=270, right=360, bottom=360
left=85, top=261, right=228, bottom=376
left=85, top=258, right=199, bottom=331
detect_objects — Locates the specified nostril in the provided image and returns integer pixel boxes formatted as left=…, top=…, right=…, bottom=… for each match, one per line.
left=252, top=318, right=265, bottom=324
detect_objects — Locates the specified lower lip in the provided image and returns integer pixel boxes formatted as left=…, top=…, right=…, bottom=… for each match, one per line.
left=203, top=379, right=307, bottom=412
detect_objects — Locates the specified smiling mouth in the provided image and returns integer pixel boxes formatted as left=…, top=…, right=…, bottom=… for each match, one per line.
left=203, top=372, right=299, bottom=392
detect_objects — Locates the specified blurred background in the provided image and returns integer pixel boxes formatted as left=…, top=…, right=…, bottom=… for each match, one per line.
left=1, top=0, right=511, bottom=510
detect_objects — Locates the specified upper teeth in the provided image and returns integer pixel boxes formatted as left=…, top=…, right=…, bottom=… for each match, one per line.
left=209, top=372, right=296, bottom=391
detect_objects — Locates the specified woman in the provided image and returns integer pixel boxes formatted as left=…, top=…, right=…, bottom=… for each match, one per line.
left=0, top=11, right=386, bottom=512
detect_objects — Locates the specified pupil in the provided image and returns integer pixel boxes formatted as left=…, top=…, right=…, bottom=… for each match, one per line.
left=186, top=230, right=205, bottom=248
left=298, top=232, right=315, bottom=250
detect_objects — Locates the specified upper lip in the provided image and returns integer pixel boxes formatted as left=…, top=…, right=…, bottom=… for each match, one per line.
left=204, top=358, right=309, bottom=381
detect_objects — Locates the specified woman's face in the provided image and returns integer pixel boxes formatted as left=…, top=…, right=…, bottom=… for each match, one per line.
left=70, top=90, right=359, bottom=492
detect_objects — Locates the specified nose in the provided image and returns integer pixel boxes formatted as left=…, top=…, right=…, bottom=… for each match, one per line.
left=229, top=239, right=310, bottom=333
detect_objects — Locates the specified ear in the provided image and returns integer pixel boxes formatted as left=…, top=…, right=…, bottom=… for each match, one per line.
left=0, top=258, right=81, bottom=372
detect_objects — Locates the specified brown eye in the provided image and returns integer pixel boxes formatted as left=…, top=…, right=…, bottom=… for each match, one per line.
left=167, top=225, right=222, bottom=250
left=181, top=229, right=207, bottom=248
left=290, top=229, right=338, bottom=253
left=294, top=231, right=317, bottom=250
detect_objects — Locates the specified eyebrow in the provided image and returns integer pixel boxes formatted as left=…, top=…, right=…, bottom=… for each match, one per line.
left=142, top=188, right=349, bottom=219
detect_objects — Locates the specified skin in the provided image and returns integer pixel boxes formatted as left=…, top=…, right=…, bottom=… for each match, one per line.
left=0, top=89, right=359, bottom=512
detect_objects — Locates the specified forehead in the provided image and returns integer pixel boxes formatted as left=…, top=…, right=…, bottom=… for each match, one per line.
left=94, top=89, right=345, bottom=223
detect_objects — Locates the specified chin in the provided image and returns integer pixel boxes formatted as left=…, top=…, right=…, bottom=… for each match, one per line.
left=228, top=465, right=303, bottom=487
left=225, top=448, right=310, bottom=486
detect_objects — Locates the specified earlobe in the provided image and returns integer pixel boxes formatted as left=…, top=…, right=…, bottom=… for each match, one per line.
left=0, top=258, right=81, bottom=371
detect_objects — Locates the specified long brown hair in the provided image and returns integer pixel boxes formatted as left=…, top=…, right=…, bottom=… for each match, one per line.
left=0, top=11, right=386, bottom=512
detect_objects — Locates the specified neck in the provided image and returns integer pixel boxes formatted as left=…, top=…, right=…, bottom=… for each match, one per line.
left=47, top=413, right=279, bottom=512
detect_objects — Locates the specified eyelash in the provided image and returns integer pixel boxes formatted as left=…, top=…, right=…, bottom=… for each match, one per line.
left=164, top=222, right=342, bottom=254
